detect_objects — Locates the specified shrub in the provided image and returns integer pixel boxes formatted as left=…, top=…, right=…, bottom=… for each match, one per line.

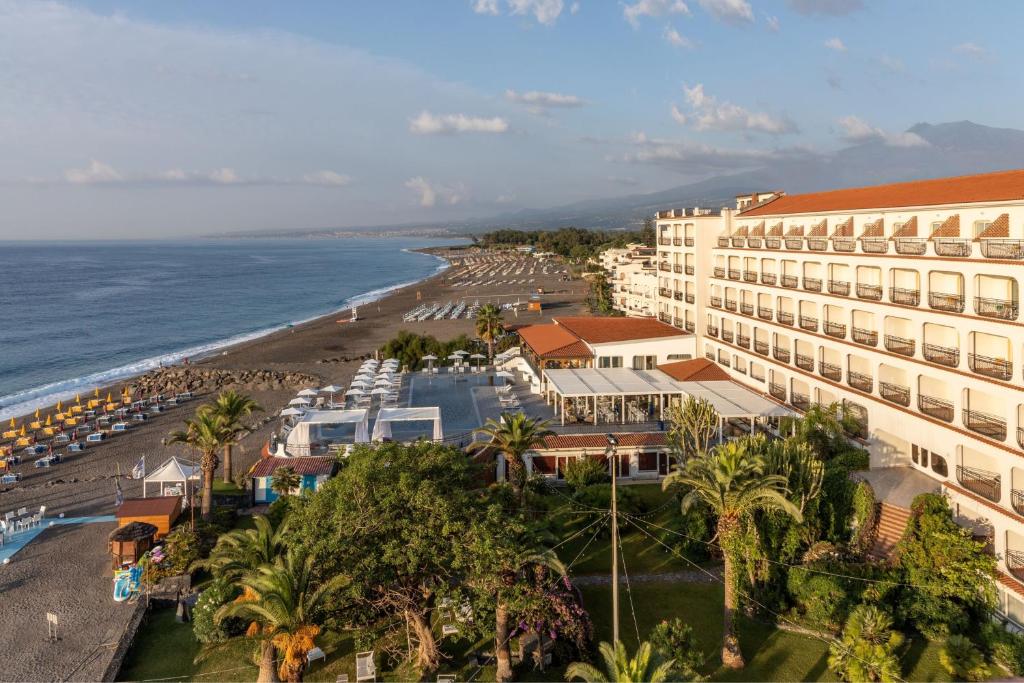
left=666, top=503, right=712, bottom=562
left=828, top=605, right=904, bottom=682
left=648, top=618, right=707, bottom=681
left=562, top=458, right=609, bottom=490
left=981, top=622, right=1024, bottom=675
left=940, top=635, right=990, bottom=681
left=831, top=448, right=870, bottom=472
left=154, top=525, right=202, bottom=579
left=787, top=568, right=852, bottom=632
left=572, top=483, right=645, bottom=516
left=192, top=577, right=241, bottom=644
left=850, top=480, right=878, bottom=556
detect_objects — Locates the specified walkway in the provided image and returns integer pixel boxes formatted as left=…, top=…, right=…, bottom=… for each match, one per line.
left=852, top=466, right=939, bottom=508
left=1, top=515, right=116, bottom=565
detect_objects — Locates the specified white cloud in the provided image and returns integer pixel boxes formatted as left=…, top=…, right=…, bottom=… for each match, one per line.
left=409, top=111, right=509, bottom=135
left=619, top=132, right=814, bottom=174
left=877, top=54, right=905, bottom=74
left=697, top=0, right=753, bottom=24
left=787, top=0, right=863, bottom=15
left=765, top=15, right=780, bottom=31
left=824, top=37, right=846, bottom=52
left=663, top=26, right=695, bottom=49
left=672, top=84, right=798, bottom=135
left=505, top=89, right=586, bottom=113
left=836, top=115, right=929, bottom=148
left=623, top=0, right=690, bottom=28
left=57, top=162, right=353, bottom=187
left=64, top=160, right=123, bottom=184
left=302, top=170, right=353, bottom=187
left=670, top=104, right=688, bottom=125
left=472, top=0, right=501, bottom=15
left=508, top=0, right=565, bottom=25
left=404, top=176, right=466, bottom=207
left=953, top=42, right=989, bottom=60
left=570, top=1, right=581, bottom=14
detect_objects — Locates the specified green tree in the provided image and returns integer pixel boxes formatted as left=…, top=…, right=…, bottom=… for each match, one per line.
left=194, top=514, right=290, bottom=579
left=566, top=641, right=674, bottom=682
left=202, top=390, right=262, bottom=483
left=666, top=396, right=719, bottom=465
left=827, top=605, right=904, bottom=682
left=216, top=550, right=349, bottom=683
left=475, top=304, right=504, bottom=361
left=663, top=437, right=802, bottom=669
left=472, top=413, right=554, bottom=505
left=648, top=618, right=706, bottom=681
left=270, top=467, right=301, bottom=499
left=940, top=635, right=990, bottom=681
left=166, top=410, right=232, bottom=520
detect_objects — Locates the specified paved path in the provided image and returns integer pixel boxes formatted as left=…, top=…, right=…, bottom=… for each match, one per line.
left=1, top=515, right=116, bottom=564
left=573, top=567, right=723, bottom=585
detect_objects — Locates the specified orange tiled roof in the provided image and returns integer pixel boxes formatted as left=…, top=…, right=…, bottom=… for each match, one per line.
left=740, top=169, right=1024, bottom=217
left=554, top=316, right=687, bottom=344
left=518, top=324, right=594, bottom=359
left=891, top=216, right=918, bottom=238
left=977, top=213, right=1010, bottom=239
left=831, top=217, right=853, bottom=237
left=657, top=358, right=730, bottom=382
left=538, top=432, right=667, bottom=450
left=998, top=571, right=1024, bottom=599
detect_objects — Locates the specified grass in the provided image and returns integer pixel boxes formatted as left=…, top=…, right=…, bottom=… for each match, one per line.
left=211, top=480, right=245, bottom=496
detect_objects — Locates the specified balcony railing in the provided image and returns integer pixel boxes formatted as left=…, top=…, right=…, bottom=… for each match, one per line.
left=1007, top=548, right=1024, bottom=583
left=725, top=299, right=737, bottom=312
left=891, top=288, right=920, bottom=306
left=765, top=237, right=781, bottom=249
left=736, top=334, right=750, bottom=349
left=828, top=280, right=850, bottom=296
left=803, top=277, right=822, bottom=292
left=861, top=238, right=889, bottom=254
left=658, top=312, right=671, bottom=324
left=795, top=353, right=814, bottom=371
left=1014, top=489, right=1024, bottom=516
left=719, top=355, right=731, bottom=367
left=779, top=274, right=796, bottom=288
left=721, top=329, right=734, bottom=342
left=969, top=352, right=1013, bottom=381
left=685, top=294, right=695, bottom=304
left=975, top=296, right=1019, bottom=320
left=754, top=340, right=769, bottom=355
left=685, top=265, right=694, bottom=275
left=799, top=315, right=818, bottom=332
left=659, top=287, right=672, bottom=298
left=833, top=237, right=856, bottom=252
left=962, top=408, right=1007, bottom=441
left=659, top=237, right=672, bottom=246
left=740, top=302, right=754, bottom=316
left=884, top=334, right=915, bottom=357
left=743, top=270, right=758, bottom=283
left=761, top=273, right=777, bottom=285
left=731, top=237, right=746, bottom=248
left=1019, top=426, right=1024, bottom=449
left=918, top=394, right=953, bottom=422
left=894, top=238, right=927, bottom=255
left=706, top=325, right=719, bottom=338
left=705, top=350, right=714, bottom=360
left=717, top=236, right=729, bottom=247
left=747, top=237, right=762, bottom=248
left=673, top=237, right=683, bottom=247
left=758, top=307, right=773, bottom=321
left=824, top=321, right=847, bottom=338
left=928, top=292, right=964, bottom=313
left=879, top=381, right=911, bottom=406
left=923, top=343, right=959, bottom=368
left=807, top=237, right=828, bottom=251
left=852, top=327, right=878, bottom=346
left=714, top=266, right=725, bottom=278
left=819, top=360, right=842, bottom=381
left=774, top=346, right=791, bottom=363
left=769, top=382, right=786, bottom=400
left=934, top=239, right=971, bottom=257
left=857, top=283, right=882, bottom=301
left=672, top=290, right=683, bottom=301
left=685, top=320, right=695, bottom=333
left=980, top=239, right=1024, bottom=259
left=710, top=296, right=722, bottom=308
left=777, top=311, right=794, bottom=326
left=956, top=464, right=1001, bottom=504
left=791, top=392, right=810, bottom=411
left=659, top=262, right=671, bottom=272
left=684, top=237, right=695, bottom=247
left=673, top=264, right=683, bottom=274
left=848, top=371, right=874, bottom=393
left=785, top=237, right=803, bottom=250
left=728, top=269, right=741, bottom=280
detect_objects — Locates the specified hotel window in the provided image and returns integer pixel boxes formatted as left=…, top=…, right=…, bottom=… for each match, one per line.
left=666, top=353, right=692, bottom=361
left=931, top=452, right=947, bottom=477
left=599, top=356, right=623, bottom=368
left=632, top=355, right=657, bottom=370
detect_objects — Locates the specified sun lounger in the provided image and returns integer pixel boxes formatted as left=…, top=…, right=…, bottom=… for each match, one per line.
left=355, top=651, right=376, bottom=682
left=438, top=675, right=456, bottom=682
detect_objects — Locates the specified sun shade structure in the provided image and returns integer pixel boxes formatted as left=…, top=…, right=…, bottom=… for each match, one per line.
left=285, top=409, right=370, bottom=455
left=371, top=407, right=443, bottom=442
left=143, top=456, right=200, bottom=499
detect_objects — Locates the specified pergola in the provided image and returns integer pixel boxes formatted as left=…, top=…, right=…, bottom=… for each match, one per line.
left=143, top=456, right=200, bottom=501
left=543, top=367, right=793, bottom=434
left=284, top=409, right=370, bottom=456
left=371, top=407, right=443, bottom=442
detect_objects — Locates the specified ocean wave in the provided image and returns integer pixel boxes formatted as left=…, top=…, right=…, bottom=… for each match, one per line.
left=0, top=250, right=452, bottom=421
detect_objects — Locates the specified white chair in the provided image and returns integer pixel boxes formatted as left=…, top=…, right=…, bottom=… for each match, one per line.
left=356, top=651, right=376, bottom=682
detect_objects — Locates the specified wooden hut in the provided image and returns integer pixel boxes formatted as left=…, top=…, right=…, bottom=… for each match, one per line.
left=115, top=496, right=182, bottom=539
left=108, top=521, right=158, bottom=570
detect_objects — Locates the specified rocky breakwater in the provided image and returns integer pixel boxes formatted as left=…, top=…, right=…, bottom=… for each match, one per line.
left=123, top=366, right=321, bottom=399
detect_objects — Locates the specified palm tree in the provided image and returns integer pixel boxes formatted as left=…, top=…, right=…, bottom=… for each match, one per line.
left=166, top=410, right=231, bottom=520
left=662, top=438, right=802, bottom=669
left=270, top=466, right=301, bottom=499
left=828, top=605, right=904, bottom=682
left=566, top=641, right=674, bottom=682
left=217, top=550, right=349, bottom=683
left=194, top=514, right=290, bottom=579
left=472, top=413, right=554, bottom=503
left=475, top=304, right=504, bottom=361
left=203, top=390, right=262, bottom=483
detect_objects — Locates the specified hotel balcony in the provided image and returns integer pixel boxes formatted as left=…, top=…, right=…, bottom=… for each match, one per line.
left=879, top=381, right=911, bottom=407
left=714, top=266, right=725, bottom=278
left=769, top=382, right=786, bottom=400
left=799, top=315, right=818, bottom=332
left=795, top=353, right=814, bottom=371
left=706, top=350, right=715, bottom=360
left=685, top=293, right=695, bottom=304
left=934, top=238, right=972, bottom=257
left=722, top=329, right=734, bottom=342
left=1014, top=489, right=1024, bottom=516
left=848, top=370, right=874, bottom=393
left=861, top=238, right=889, bottom=254
left=969, top=353, right=1013, bottom=381
left=685, top=265, right=694, bottom=275
left=728, top=269, right=741, bottom=280
left=852, top=327, right=878, bottom=347
left=748, top=236, right=762, bottom=248
left=923, top=343, right=960, bottom=368
left=766, top=237, right=782, bottom=249
left=833, top=237, right=856, bottom=252
left=737, top=333, right=750, bottom=349
left=785, top=236, right=804, bottom=250
left=719, top=355, right=731, bottom=367
left=781, top=274, right=798, bottom=288
left=761, top=273, right=777, bottom=285
left=1007, top=549, right=1024, bottom=583
left=658, top=312, right=671, bottom=324
left=956, top=464, right=1001, bottom=504
left=891, top=287, right=920, bottom=306
left=757, top=307, right=773, bottom=321
left=929, top=292, right=964, bottom=313
left=828, top=280, right=850, bottom=296
left=659, top=287, right=672, bottom=298
left=685, top=320, right=695, bottom=333
left=979, top=239, right=1024, bottom=259
left=803, top=277, right=822, bottom=292
left=732, top=236, right=746, bottom=248
left=659, top=237, right=672, bottom=246
left=975, top=296, right=1019, bottom=320
left=1019, top=427, right=1024, bottom=449
left=894, top=238, right=927, bottom=255
left=673, top=290, right=684, bottom=301
left=743, top=270, right=757, bottom=283
left=963, top=408, right=1007, bottom=441
left=885, top=334, right=915, bottom=357
left=754, top=340, right=769, bottom=355
left=673, top=237, right=683, bottom=247
left=774, top=346, right=791, bottom=363
left=710, top=296, right=722, bottom=308
left=706, top=324, right=719, bottom=337
left=824, top=321, right=847, bottom=339
left=718, top=236, right=730, bottom=247
left=918, top=394, right=954, bottom=422
left=807, top=237, right=828, bottom=251
left=685, top=237, right=695, bottom=247
left=857, top=283, right=883, bottom=301
left=777, top=311, right=794, bottom=326
left=819, top=360, right=842, bottom=382
left=673, top=264, right=683, bottom=274
left=659, top=262, right=671, bottom=272
left=791, top=392, right=811, bottom=411
left=740, top=302, right=754, bottom=316
left=725, top=298, right=737, bottom=312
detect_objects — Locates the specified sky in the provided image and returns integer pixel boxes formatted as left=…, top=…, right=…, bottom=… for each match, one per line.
left=0, top=0, right=1019, bottom=239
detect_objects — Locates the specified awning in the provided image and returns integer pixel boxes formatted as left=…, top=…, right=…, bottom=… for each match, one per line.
left=285, top=409, right=370, bottom=451
left=371, top=407, right=443, bottom=441
left=144, top=456, right=200, bottom=483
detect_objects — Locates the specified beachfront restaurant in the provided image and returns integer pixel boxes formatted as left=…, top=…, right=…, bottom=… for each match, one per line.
left=278, top=408, right=370, bottom=457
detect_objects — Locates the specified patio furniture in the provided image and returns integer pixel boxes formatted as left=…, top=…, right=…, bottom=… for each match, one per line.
left=307, top=647, right=326, bottom=666
left=356, top=651, right=376, bottom=682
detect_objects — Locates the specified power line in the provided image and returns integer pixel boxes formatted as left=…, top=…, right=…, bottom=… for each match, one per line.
left=615, top=519, right=641, bottom=645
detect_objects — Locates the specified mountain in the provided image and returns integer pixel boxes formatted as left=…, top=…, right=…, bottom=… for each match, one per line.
left=454, top=121, right=1024, bottom=233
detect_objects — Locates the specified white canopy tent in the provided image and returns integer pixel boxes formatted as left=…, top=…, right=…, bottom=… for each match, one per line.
left=143, top=456, right=200, bottom=499
left=284, top=408, right=370, bottom=456
left=371, top=407, right=443, bottom=442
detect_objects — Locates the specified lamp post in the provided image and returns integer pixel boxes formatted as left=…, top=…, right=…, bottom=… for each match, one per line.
left=606, top=433, right=619, bottom=648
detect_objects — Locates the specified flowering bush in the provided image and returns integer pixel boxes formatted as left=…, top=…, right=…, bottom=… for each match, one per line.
left=192, top=577, right=242, bottom=644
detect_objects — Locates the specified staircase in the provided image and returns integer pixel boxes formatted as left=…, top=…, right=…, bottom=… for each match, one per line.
left=868, top=503, right=912, bottom=561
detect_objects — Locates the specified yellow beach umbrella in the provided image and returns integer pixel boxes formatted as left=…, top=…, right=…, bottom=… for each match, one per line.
left=45, top=414, right=52, bottom=426
left=106, top=392, right=112, bottom=403
left=94, top=387, right=100, bottom=397
left=9, top=417, right=15, bottom=428
left=75, top=393, right=81, bottom=403
left=34, top=408, right=40, bottom=419
left=19, top=425, right=26, bottom=436
left=57, top=400, right=63, bottom=411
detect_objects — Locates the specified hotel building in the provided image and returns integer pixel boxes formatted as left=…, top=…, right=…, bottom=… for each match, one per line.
left=598, top=243, right=659, bottom=317
left=654, top=169, right=1024, bottom=622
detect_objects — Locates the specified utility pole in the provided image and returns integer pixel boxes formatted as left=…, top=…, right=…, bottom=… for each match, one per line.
left=606, top=433, right=620, bottom=648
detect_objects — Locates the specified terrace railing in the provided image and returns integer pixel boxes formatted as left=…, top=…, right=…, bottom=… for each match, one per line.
left=963, top=408, right=1007, bottom=441
left=807, top=237, right=828, bottom=251
left=781, top=274, right=798, bottom=288
left=795, top=353, right=814, bottom=371
left=717, top=236, right=730, bottom=247
left=969, top=353, right=1013, bottom=381
left=761, top=273, right=777, bottom=285
left=918, top=394, right=953, bottom=422
left=824, top=321, right=847, bottom=339
left=754, top=340, right=769, bottom=356
left=799, top=315, right=818, bottom=332
left=848, top=371, right=874, bottom=393
left=923, top=343, right=960, bottom=368
left=721, top=329, right=734, bottom=343
left=891, top=287, right=921, bottom=306
left=685, top=293, right=695, bottom=304
left=791, top=392, right=810, bottom=411
left=765, top=237, right=781, bottom=249
left=819, top=360, right=842, bottom=382
left=934, top=239, right=971, bottom=257
left=980, top=239, right=1024, bottom=259
left=1013, top=489, right=1024, bottom=517
left=743, top=270, right=758, bottom=283
left=879, top=382, right=911, bottom=407
left=714, top=266, right=725, bottom=278
left=975, top=296, right=1019, bottom=320
left=728, top=269, right=741, bottom=280
left=685, top=237, right=695, bottom=247
left=758, top=307, right=773, bottom=321
left=710, top=296, right=722, bottom=308
left=673, top=264, right=683, bottom=274
left=956, top=464, right=1001, bottom=503
left=1007, top=548, right=1024, bottom=583
left=731, top=236, right=746, bottom=248
left=685, top=265, right=695, bottom=275
left=777, top=311, right=794, bottom=326
left=774, top=346, right=791, bottom=363
left=833, top=237, right=856, bottom=252
left=736, top=334, right=750, bottom=349
left=740, top=302, right=754, bottom=316
left=929, top=292, right=965, bottom=313
left=894, top=238, right=927, bottom=255
left=828, top=280, right=850, bottom=296
left=725, top=299, right=737, bottom=312
left=884, top=334, right=915, bottom=357
left=860, top=238, right=889, bottom=254
left=803, top=277, right=822, bottom=292
left=769, top=382, right=786, bottom=400
left=747, top=236, right=762, bottom=248
left=673, top=237, right=683, bottom=247
left=852, top=327, right=878, bottom=346
left=857, top=283, right=883, bottom=300
left=785, top=236, right=804, bottom=250
left=685, top=320, right=695, bottom=333
left=706, top=325, right=719, bottom=338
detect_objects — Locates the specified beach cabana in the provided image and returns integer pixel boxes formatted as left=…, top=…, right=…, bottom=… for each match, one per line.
left=283, top=408, right=370, bottom=456
left=250, top=456, right=337, bottom=504
left=115, top=496, right=181, bottom=539
left=108, top=522, right=158, bottom=570
left=143, top=456, right=200, bottom=501
left=371, top=407, right=443, bottom=442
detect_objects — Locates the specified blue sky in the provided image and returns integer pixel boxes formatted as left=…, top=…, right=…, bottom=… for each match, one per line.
left=0, top=0, right=1017, bottom=238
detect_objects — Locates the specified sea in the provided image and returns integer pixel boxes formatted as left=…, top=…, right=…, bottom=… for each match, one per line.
left=0, top=238, right=462, bottom=421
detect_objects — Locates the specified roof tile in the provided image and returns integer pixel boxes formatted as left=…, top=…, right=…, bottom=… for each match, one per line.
left=657, top=358, right=730, bottom=382
left=250, top=456, right=336, bottom=478
left=554, top=316, right=687, bottom=344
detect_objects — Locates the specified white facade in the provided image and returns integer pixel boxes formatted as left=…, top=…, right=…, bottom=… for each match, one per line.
left=654, top=181, right=1024, bottom=619
left=598, top=244, right=658, bottom=317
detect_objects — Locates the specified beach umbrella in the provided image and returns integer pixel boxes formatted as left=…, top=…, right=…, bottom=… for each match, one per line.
left=7, top=417, right=13, bottom=429
left=496, top=370, right=514, bottom=385
left=447, top=354, right=462, bottom=362
left=34, top=408, right=40, bottom=419
left=94, top=387, right=100, bottom=397
left=452, top=350, right=469, bottom=356
left=75, top=393, right=81, bottom=403
left=288, top=398, right=311, bottom=406
left=45, top=415, right=52, bottom=426
left=370, top=387, right=390, bottom=395
left=470, top=353, right=486, bottom=367
left=351, top=380, right=371, bottom=389
left=383, top=358, right=399, bottom=363
left=280, top=407, right=304, bottom=417
left=320, top=385, right=343, bottom=393
left=297, top=388, right=319, bottom=397
left=345, top=388, right=365, bottom=396
left=422, top=354, right=437, bottom=361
